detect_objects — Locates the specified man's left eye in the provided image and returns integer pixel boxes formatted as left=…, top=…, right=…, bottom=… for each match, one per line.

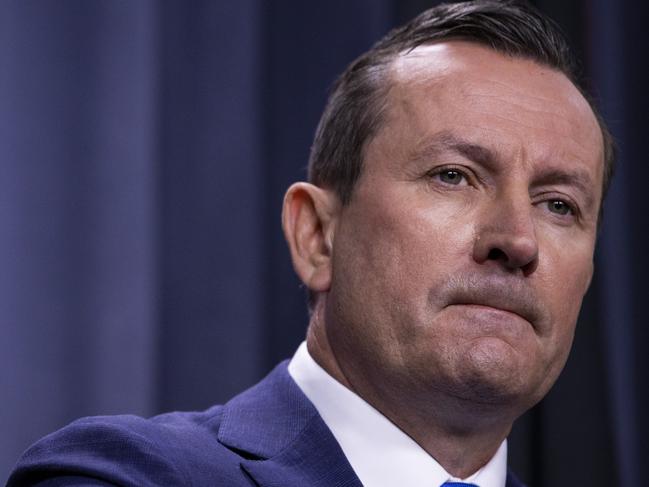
left=547, top=200, right=573, bottom=216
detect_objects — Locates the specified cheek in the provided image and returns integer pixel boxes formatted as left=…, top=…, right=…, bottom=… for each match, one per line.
left=330, top=194, right=477, bottom=352
left=332, top=206, right=417, bottom=315
left=337, top=195, right=472, bottom=295
left=537, top=240, right=594, bottom=361
left=544, top=238, right=593, bottom=313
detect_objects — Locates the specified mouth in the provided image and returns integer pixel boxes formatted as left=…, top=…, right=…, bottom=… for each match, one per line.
left=446, top=296, right=539, bottom=329
left=450, top=302, right=531, bottom=323
left=439, top=275, right=543, bottom=331
left=443, top=303, right=537, bottom=341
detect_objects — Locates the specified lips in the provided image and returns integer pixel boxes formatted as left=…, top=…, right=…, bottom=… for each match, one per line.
left=452, top=297, right=536, bottom=325
left=440, top=276, right=543, bottom=329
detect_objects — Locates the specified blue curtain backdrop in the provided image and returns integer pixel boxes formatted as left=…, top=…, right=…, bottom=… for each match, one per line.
left=1, top=1, right=646, bottom=485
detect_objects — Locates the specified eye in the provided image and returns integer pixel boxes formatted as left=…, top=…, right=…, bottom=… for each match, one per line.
left=547, top=199, right=573, bottom=216
left=432, top=169, right=467, bottom=186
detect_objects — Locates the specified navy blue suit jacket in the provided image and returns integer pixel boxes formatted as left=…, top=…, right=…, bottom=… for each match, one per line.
left=8, top=362, right=526, bottom=486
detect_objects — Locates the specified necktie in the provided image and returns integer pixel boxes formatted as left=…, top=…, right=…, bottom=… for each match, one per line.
left=440, top=482, right=479, bottom=487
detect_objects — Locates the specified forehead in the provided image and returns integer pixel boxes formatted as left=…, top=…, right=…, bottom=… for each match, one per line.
left=389, top=41, right=589, bottom=120
left=381, top=41, right=603, bottom=184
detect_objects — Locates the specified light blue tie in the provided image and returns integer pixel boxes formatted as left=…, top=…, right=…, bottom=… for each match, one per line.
left=440, top=482, right=479, bottom=487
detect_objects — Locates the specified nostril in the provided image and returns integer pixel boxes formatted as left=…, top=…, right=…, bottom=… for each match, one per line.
left=484, top=245, right=538, bottom=275
left=474, top=228, right=539, bottom=274
left=521, top=258, right=538, bottom=276
left=487, top=248, right=507, bottom=262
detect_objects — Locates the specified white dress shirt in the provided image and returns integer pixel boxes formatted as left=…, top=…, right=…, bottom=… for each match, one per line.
left=288, top=341, right=507, bottom=487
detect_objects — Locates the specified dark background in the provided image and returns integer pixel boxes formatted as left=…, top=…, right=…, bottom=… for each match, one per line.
left=1, top=1, right=646, bottom=485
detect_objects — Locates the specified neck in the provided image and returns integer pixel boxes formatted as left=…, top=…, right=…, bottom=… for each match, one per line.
left=306, top=303, right=514, bottom=479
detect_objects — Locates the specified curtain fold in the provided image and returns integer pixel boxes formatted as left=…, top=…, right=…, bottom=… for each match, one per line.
left=0, top=0, right=158, bottom=478
left=589, top=0, right=638, bottom=483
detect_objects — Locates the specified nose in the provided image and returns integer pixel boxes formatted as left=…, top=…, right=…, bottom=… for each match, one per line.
left=473, top=193, right=539, bottom=276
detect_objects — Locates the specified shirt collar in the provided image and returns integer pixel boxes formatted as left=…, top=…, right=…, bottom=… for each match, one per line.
left=288, top=341, right=507, bottom=487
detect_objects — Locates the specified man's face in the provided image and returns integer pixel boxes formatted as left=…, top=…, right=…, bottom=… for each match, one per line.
left=325, top=42, right=603, bottom=413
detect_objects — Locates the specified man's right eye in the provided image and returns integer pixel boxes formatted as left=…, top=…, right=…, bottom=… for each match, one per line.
left=428, top=167, right=469, bottom=186
left=438, top=170, right=464, bottom=185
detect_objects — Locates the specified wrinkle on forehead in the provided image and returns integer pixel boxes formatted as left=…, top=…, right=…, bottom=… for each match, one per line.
left=390, top=41, right=598, bottom=126
left=383, top=41, right=603, bottom=177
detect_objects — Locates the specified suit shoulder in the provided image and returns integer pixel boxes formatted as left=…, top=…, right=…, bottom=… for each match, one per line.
left=7, top=406, right=249, bottom=486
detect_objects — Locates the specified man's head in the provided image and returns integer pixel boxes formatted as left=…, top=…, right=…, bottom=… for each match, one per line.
left=282, top=0, right=611, bottom=437
left=308, top=0, right=614, bottom=210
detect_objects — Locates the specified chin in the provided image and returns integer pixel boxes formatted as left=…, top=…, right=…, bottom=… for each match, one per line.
left=448, top=337, right=543, bottom=407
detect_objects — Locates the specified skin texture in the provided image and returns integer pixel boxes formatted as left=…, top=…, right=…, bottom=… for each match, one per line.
left=282, top=41, right=604, bottom=478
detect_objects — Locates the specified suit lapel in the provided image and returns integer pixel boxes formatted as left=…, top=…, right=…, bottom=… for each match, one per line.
left=217, top=361, right=362, bottom=487
left=240, top=415, right=362, bottom=487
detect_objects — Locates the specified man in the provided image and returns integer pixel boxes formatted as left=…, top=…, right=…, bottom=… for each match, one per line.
left=8, top=1, right=613, bottom=486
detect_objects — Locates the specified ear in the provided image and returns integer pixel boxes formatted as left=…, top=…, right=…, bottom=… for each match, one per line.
left=282, top=182, right=340, bottom=293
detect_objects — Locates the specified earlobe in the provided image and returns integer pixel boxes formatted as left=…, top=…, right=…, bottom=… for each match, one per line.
left=282, top=183, right=339, bottom=293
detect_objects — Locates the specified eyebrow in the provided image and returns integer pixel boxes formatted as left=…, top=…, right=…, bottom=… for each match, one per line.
left=408, top=131, right=597, bottom=210
left=533, top=167, right=596, bottom=210
left=408, top=131, right=499, bottom=170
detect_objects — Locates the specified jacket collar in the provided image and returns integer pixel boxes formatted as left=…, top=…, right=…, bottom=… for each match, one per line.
left=217, top=361, right=525, bottom=487
left=217, top=361, right=362, bottom=487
